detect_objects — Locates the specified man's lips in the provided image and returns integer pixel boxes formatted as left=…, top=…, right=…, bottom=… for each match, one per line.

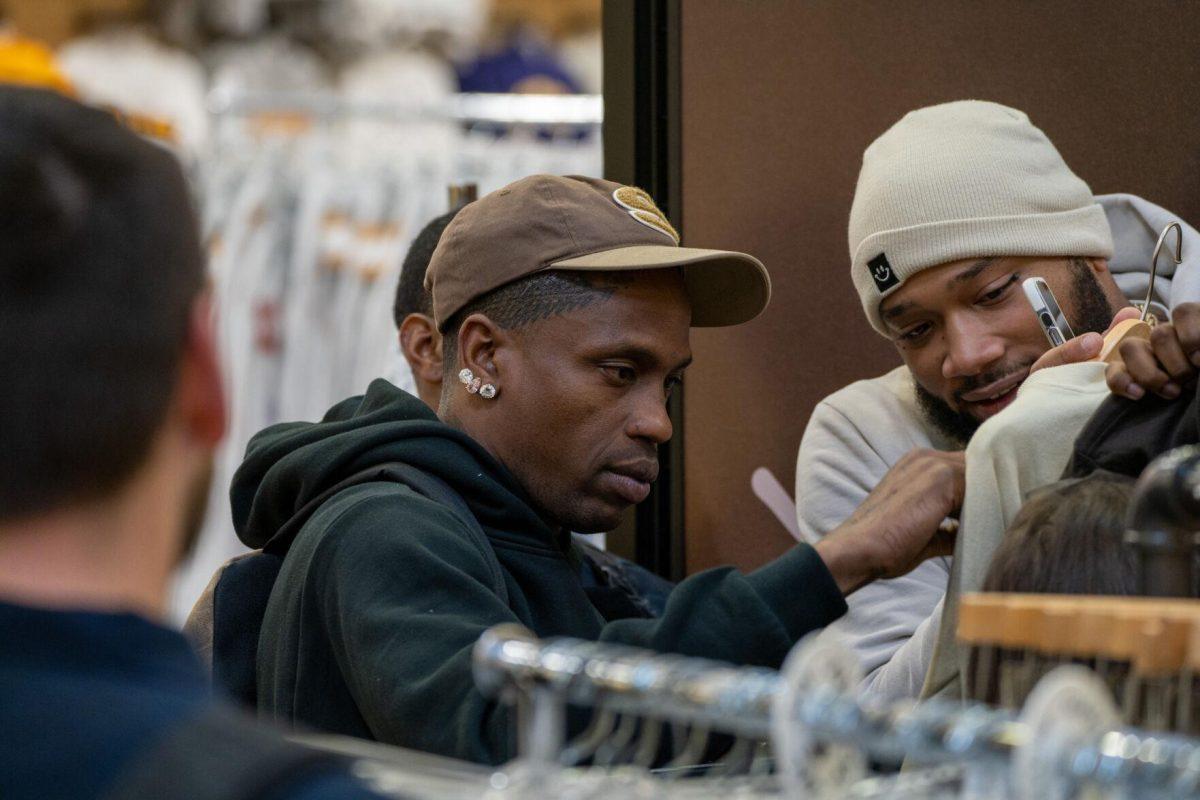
left=601, top=461, right=658, bottom=504
left=958, top=369, right=1028, bottom=404
left=956, top=369, right=1029, bottom=418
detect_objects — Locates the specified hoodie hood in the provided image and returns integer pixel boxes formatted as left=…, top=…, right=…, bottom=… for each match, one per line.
left=1101, top=193, right=1200, bottom=317
left=230, top=379, right=560, bottom=554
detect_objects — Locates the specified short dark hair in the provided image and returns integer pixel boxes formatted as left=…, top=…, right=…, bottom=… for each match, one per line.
left=392, top=209, right=459, bottom=326
left=440, top=269, right=629, bottom=376
left=983, top=471, right=1138, bottom=596
left=0, top=87, right=204, bottom=520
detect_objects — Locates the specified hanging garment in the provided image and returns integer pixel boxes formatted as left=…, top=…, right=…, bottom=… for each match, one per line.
left=57, top=28, right=209, bottom=159
left=920, top=362, right=1112, bottom=701
left=1064, top=384, right=1200, bottom=479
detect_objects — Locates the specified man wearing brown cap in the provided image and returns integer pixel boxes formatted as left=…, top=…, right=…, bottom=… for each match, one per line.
left=233, top=175, right=961, bottom=764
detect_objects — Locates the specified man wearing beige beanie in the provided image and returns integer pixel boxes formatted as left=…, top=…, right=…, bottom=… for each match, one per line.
left=794, top=100, right=1200, bottom=700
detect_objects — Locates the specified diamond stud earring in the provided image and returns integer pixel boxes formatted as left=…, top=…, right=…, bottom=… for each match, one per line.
left=460, top=367, right=494, bottom=398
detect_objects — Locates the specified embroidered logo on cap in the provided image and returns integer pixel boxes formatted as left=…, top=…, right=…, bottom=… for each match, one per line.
left=612, top=186, right=680, bottom=244
left=868, top=252, right=899, bottom=292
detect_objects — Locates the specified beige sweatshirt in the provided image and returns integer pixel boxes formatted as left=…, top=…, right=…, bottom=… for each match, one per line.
left=920, top=361, right=1110, bottom=700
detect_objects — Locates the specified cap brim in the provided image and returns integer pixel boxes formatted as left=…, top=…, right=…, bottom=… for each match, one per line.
left=549, top=245, right=770, bottom=326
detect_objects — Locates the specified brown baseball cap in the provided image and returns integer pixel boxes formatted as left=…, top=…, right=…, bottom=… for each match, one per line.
left=424, top=174, right=770, bottom=330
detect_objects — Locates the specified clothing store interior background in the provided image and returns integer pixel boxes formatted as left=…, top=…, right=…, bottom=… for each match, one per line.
left=16, top=1, right=1200, bottom=795
left=5, top=0, right=1199, bottom=621
left=0, top=0, right=608, bottom=619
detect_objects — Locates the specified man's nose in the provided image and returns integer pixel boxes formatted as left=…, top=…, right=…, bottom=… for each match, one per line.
left=629, top=393, right=674, bottom=444
left=942, top=316, right=1005, bottom=379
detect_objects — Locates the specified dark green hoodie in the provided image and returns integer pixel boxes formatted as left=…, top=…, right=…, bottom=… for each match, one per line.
left=232, top=380, right=847, bottom=765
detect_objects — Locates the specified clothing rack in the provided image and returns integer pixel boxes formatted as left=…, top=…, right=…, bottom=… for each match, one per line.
left=473, top=623, right=778, bottom=738
left=472, top=624, right=1200, bottom=799
left=206, top=87, right=604, bottom=126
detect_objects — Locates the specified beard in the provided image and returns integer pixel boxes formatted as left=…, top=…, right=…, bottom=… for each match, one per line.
left=175, top=456, right=214, bottom=567
left=914, top=259, right=1117, bottom=446
left=914, top=380, right=980, bottom=446
left=1066, top=257, right=1122, bottom=337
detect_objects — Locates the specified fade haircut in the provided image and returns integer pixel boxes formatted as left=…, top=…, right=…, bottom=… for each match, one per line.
left=0, top=87, right=205, bottom=521
left=440, top=269, right=631, bottom=376
left=392, top=209, right=458, bottom=326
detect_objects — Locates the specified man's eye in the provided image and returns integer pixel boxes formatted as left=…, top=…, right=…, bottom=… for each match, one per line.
left=978, top=275, right=1018, bottom=304
left=665, top=376, right=682, bottom=397
left=899, top=323, right=931, bottom=343
left=602, top=365, right=637, bottom=385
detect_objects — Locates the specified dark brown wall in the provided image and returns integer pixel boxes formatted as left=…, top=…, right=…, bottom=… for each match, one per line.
left=680, top=1, right=1200, bottom=572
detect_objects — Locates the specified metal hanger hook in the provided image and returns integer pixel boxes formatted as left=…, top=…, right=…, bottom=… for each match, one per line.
left=1144, top=222, right=1183, bottom=321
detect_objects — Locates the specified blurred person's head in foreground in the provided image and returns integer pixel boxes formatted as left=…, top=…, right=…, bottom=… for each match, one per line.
left=426, top=174, right=768, bottom=533
left=392, top=209, right=459, bottom=409
left=851, top=101, right=1128, bottom=445
left=0, top=86, right=225, bottom=617
left=983, top=470, right=1137, bottom=596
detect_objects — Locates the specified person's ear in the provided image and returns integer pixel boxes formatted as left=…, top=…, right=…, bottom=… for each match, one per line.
left=1087, top=257, right=1111, bottom=275
left=179, top=290, right=226, bottom=447
left=399, top=313, right=443, bottom=385
left=456, top=313, right=505, bottom=395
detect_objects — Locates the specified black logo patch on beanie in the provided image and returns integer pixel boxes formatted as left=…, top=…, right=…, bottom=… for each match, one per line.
left=868, top=253, right=899, bottom=292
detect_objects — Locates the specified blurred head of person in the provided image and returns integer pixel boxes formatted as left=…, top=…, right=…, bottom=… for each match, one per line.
left=983, top=471, right=1138, bottom=596
left=392, top=209, right=459, bottom=409
left=850, top=101, right=1128, bottom=445
left=0, top=86, right=225, bottom=616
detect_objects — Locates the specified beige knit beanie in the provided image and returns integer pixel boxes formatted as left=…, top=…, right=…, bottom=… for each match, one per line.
left=849, top=100, right=1113, bottom=336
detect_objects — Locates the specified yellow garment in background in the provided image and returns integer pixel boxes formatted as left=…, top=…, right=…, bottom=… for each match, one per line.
left=0, top=34, right=74, bottom=94
left=0, top=34, right=176, bottom=145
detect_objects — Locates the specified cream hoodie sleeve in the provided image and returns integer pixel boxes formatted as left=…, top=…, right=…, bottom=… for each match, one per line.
left=796, top=367, right=957, bottom=700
